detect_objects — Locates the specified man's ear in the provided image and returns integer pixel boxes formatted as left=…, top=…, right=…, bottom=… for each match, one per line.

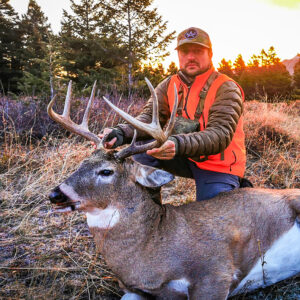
left=126, top=160, right=174, bottom=188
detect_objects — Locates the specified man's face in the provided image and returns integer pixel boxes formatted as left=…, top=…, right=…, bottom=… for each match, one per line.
left=177, top=44, right=212, bottom=77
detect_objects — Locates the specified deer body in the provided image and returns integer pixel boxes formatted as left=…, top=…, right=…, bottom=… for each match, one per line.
left=53, top=150, right=300, bottom=300
left=48, top=81, right=300, bottom=299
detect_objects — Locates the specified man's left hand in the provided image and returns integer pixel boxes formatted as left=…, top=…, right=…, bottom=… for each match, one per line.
left=146, top=140, right=176, bottom=160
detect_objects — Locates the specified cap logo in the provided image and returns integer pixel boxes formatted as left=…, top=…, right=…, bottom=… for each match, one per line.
left=184, top=29, right=198, bottom=40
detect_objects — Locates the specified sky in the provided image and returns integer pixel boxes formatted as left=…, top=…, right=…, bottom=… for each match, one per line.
left=9, top=0, right=300, bottom=68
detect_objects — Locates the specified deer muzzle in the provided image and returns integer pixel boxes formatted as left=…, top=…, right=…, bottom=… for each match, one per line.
left=49, top=186, right=81, bottom=213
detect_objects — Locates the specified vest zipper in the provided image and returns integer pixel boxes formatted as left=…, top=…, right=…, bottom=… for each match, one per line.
left=184, top=86, right=191, bottom=119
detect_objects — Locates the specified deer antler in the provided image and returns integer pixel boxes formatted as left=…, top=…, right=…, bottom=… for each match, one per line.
left=48, top=79, right=178, bottom=158
left=103, top=79, right=178, bottom=160
left=47, top=81, right=103, bottom=148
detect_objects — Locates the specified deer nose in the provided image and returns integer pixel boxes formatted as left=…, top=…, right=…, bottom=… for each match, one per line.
left=49, top=186, right=69, bottom=204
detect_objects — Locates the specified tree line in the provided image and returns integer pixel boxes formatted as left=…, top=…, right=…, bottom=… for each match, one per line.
left=218, top=49, right=300, bottom=100
left=0, top=0, right=299, bottom=101
left=0, top=0, right=176, bottom=99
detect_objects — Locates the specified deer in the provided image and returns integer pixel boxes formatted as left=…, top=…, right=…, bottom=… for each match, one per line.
left=48, top=80, right=300, bottom=300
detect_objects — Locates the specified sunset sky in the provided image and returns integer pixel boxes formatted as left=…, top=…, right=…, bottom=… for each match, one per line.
left=10, top=0, right=300, bottom=68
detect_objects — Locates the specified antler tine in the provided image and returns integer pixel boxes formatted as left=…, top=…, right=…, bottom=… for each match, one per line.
left=62, top=81, right=72, bottom=118
left=103, top=96, right=165, bottom=144
left=103, top=78, right=166, bottom=144
left=81, top=80, right=97, bottom=129
left=116, top=130, right=159, bottom=160
left=115, top=81, right=179, bottom=160
left=47, top=81, right=102, bottom=148
left=145, top=77, right=159, bottom=127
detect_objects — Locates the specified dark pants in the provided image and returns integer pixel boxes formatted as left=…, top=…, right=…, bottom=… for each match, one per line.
left=133, top=152, right=240, bottom=201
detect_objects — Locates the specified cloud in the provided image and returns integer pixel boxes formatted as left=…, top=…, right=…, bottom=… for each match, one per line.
left=261, top=0, right=300, bottom=8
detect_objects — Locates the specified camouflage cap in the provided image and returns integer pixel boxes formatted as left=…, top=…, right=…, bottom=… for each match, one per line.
left=175, top=27, right=212, bottom=50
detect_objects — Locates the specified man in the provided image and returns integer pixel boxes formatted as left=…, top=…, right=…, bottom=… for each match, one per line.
left=101, top=27, right=246, bottom=201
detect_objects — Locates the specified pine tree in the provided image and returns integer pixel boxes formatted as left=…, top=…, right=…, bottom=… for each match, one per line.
left=166, top=61, right=178, bottom=76
left=248, top=47, right=280, bottom=67
left=261, top=63, right=292, bottom=99
left=59, top=0, right=123, bottom=88
left=238, top=67, right=260, bottom=99
left=257, top=47, right=280, bottom=66
left=293, top=57, right=300, bottom=89
left=291, top=55, right=300, bottom=99
left=233, top=54, right=246, bottom=80
left=266, top=46, right=280, bottom=65
left=240, top=47, right=292, bottom=100
left=18, top=0, right=53, bottom=97
left=20, top=0, right=52, bottom=72
left=217, top=59, right=234, bottom=77
left=18, top=35, right=61, bottom=98
left=0, top=0, right=22, bottom=93
left=103, top=0, right=176, bottom=95
left=248, top=54, right=259, bottom=68
left=135, top=62, right=166, bottom=96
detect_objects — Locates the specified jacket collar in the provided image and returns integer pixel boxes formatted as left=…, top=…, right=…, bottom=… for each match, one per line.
left=178, top=66, right=215, bottom=86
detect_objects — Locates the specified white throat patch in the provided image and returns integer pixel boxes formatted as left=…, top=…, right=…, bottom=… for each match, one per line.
left=86, top=206, right=120, bottom=229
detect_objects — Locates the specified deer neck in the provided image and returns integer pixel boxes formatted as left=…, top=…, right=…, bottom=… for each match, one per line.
left=88, top=186, right=165, bottom=252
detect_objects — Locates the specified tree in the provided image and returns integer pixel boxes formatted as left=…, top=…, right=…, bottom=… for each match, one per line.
left=260, top=63, right=292, bottom=99
left=59, top=0, right=123, bottom=88
left=293, top=55, right=300, bottom=89
left=248, top=54, right=259, bottom=68
left=217, top=58, right=234, bottom=77
left=134, top=62, right=167, bottom=96
left=17, top=35, right=61, bottom=98
left=239, top=48, right=292, bottom=100
left=0, top=0, right=22, bottom=93
left=233, top=54, right=246, bottom=80
left=258, top=46, right=280, bottom=66
left=103, top=0, right=176, bottom=96
left=166, top=61, right=178, bottom=76
left=18, top=0, right=53, bottom=97
left=20, top=0, right=52, bottom=73
left=265, top=46, right=280, bottom=65
left=248, top=46, right=280, bottom=68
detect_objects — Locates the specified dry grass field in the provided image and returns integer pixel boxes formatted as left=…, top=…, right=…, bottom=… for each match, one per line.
left=1, top=99, right=300, bottom=299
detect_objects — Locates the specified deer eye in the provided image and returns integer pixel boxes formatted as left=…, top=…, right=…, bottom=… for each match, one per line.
left=98, top=169, right=114, bottom=176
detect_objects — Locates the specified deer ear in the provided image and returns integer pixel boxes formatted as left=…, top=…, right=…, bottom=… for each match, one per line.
left=127, top=161, right=174, bottom=188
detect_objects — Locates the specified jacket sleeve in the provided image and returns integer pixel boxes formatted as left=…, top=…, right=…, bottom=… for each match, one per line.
left=169, top=81, right=244, bottom=158
left=116, top=77, right=171, bottom=143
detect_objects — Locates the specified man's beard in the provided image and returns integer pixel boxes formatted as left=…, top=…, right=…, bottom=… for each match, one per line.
left=181, top=63, right=211, bottom=78
left=181, top=68, right=203, bottom=78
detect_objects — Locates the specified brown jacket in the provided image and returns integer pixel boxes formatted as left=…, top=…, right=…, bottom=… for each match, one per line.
left=117, top=70, right=244, bottom=161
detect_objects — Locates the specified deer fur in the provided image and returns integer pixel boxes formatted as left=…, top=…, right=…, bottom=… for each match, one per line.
left=49, top=149, right=300, bottom=300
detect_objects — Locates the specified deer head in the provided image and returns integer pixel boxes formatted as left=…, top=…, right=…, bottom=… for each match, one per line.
left=48, top=79, right=178, bottom=216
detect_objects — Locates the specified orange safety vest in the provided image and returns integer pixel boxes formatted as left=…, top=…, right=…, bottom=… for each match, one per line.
left=167, top=68, right=246, bottom=178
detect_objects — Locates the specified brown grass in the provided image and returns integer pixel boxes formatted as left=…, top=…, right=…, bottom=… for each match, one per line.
left=243, top=101, right=300, bottom=189
left=0, top=100, right=299, bottom=299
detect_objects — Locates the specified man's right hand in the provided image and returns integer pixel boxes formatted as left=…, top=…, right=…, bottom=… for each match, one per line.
left=99, top=128, right=124, bottom=149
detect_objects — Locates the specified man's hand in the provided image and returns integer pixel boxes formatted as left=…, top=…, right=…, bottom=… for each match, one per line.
left=99, top=128, right=117, bottom=149
left=146, top=140, right=176, bottom=160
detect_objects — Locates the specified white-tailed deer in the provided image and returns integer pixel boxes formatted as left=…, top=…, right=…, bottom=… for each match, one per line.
left=48, top=80, right=300, bottom=300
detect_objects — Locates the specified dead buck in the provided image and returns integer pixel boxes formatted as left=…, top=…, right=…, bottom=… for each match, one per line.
left=48, top=80, right=300, bottom=300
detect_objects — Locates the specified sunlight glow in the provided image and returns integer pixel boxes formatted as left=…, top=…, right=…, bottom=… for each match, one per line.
left=9, top=0, right=300, bottom=69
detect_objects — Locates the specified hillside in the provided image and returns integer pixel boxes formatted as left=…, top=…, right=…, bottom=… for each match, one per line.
left=282, top=54, right=300, bottom=75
